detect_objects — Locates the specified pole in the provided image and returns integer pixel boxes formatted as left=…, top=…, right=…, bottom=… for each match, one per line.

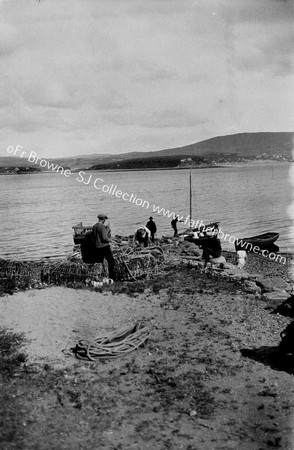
left=189, top=170, right=192, bottom=230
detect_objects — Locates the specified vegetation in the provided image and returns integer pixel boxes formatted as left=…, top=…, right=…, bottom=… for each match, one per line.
left=0, top=166, right=40, bottom=175
left=89, top=154, right=211, bottom=170
left=1, top=132, right=292, bottom=173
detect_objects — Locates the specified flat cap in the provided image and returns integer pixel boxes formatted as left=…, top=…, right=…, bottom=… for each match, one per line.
left=97, top=213, right=108, bottom=219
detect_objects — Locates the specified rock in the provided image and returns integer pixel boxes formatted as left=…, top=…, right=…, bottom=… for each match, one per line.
left=247, top=273, right=264, bottom=280
left=210, top=256, right=226, bottom=264
left=262, top=290, right=290, bottom=302
left=224, top=268, right=240, bottom=276
left=211, top=264, right=224, bottom=270
left=158, top=288, right=169, bottom=298
left=218, top=271, right=229, bottom=277
left=223, top=263, right=238, bottom=270
left=231, top=273, right=249, bottom=281
left=223, top=268, right=250, bottom=280
left=182, top=259, right=204, bottom=269
left=194, top=261, right=205, bottom=268
left=243, top=280, right=262, bottom=294
left=262, top=290, right=291, bottom=310
left=256, top=276, right=291, bottom=293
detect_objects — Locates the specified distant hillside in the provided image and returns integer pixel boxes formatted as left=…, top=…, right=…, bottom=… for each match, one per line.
left=76, top=132, right=294, bottom=168
left=90, top=155, right=212, bottom=171
left=0, top=154, right=111, bottom=169
left=88, top=132, right=294, bottom=167
left=0, top=132, right=292, bottom=170
left=151, top=132, right=294, bottom=158
left=89, top=132, right=293, bottom=170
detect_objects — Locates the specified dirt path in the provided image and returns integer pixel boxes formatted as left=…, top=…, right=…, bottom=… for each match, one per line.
left=1, top=265, right=294, bottom=449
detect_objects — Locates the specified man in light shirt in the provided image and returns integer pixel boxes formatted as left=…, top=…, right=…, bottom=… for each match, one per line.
left=133, top=226, right=151, bottom=247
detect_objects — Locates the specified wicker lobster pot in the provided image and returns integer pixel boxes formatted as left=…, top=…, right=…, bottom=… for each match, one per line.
left=0, top=244, right=164, bottom=287
left=0, top=257, right=108, bottom=287
left=113, top=246, right=164, bottom=281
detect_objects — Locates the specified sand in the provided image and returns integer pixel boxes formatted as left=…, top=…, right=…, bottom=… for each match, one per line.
left=1, top=240, right=294, bottom=449
left=1, top=262, right=294, bottom=449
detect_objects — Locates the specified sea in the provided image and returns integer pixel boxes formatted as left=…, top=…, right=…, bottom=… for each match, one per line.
left=1, top=162, right=293, bottom=260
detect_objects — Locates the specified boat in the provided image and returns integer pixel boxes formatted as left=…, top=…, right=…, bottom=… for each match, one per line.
left=234, top=232, right=279, bottom=251
left=181, top=172, right=279, bottom=251
left=72, top=222, right=93, bottom=244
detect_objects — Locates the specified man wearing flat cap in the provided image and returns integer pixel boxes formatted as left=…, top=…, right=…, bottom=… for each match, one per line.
left=92, top=213, right=116, bottom=280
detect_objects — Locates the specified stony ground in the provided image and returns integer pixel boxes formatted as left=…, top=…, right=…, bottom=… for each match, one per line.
left=1, top=240, right=294, bottom=449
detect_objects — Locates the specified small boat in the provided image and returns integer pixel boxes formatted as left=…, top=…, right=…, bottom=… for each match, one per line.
left=234, top=232, right=279, bottom=251
left=72, top=222, right=93, bottom=244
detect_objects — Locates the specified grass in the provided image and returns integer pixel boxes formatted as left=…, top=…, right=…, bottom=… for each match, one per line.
left=0, top=328, right=27, bottom=379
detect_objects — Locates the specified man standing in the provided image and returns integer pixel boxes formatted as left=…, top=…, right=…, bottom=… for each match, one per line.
left=171, top=217, right=183, bottom=236
left=92, top=213, right=116, bottom=280
left=146, top=217, right=157, bottom=243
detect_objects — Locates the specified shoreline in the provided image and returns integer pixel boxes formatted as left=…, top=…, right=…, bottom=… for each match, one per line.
left=1, top=249, right=293, bottom=264
left=0, top=160, right=291, bottom=175
left=82, top=160, right=292, bottom=173
left=1, top=237, right=293, bottom=290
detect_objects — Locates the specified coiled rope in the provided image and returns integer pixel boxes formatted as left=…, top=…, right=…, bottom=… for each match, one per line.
left=69, top=322, right=151, bottom=361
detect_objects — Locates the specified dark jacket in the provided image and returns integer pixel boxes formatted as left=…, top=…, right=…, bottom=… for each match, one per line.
left=92, top=222, right=110, bottom=249
left=171, top=218, right=178, bottom=228
left=200, top=235, right=222, bottom=252
left=146, top=220, right=157, bottom=234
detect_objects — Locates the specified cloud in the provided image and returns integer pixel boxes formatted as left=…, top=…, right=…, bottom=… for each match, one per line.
left=221, top=0, right=294, bottom=24
left=232, top=27, right=294, bottom=76
left=218, top=0, right=294, bottom=76
left=0, top=0, right=293, bottom=156
left=106, top=107, right=207, bottom=129
left=0, top=23, right=18, bottom=57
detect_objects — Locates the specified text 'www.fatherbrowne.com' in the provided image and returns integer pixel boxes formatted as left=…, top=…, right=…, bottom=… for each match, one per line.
left=6, top=145, right=287, bottom=264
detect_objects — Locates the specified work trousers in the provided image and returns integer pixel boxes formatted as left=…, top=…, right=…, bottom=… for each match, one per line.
left=95, top=246, right=116, bottom=280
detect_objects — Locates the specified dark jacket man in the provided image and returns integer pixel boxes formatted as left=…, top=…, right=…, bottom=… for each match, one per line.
left=199, top=230, right=222, bottom=267
left=92, top=213, right=116, bottom=280
left=146, top=217, right=157, bottom=242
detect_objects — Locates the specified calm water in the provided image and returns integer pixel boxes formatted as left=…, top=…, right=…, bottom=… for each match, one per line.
left=0, top=163, right=293, bottom=260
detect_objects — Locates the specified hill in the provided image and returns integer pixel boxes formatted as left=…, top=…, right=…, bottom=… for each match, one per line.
left=89, top=132, right=293, bottom=170
left=0, top=132, right=292, bottom=171
left=89, top=155, right=213, bottom=171
left=151, top=132, right=293, bottom=158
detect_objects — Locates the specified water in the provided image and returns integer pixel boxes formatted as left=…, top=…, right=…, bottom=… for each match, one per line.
left=0, top=163, right=293, bottom=260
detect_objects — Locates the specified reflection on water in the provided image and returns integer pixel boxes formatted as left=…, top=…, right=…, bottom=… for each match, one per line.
left=0, top=163, right=292, bottom=260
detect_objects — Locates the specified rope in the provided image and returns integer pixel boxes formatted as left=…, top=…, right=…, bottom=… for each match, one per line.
left=69, top=322, right=151, bottom=361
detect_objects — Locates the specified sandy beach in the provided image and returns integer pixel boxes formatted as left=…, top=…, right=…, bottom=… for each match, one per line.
left=1, top=240, right=294, bottom=449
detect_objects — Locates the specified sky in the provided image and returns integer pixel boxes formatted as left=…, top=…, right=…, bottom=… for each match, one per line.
left=0, top=0, right=293, bottom=158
